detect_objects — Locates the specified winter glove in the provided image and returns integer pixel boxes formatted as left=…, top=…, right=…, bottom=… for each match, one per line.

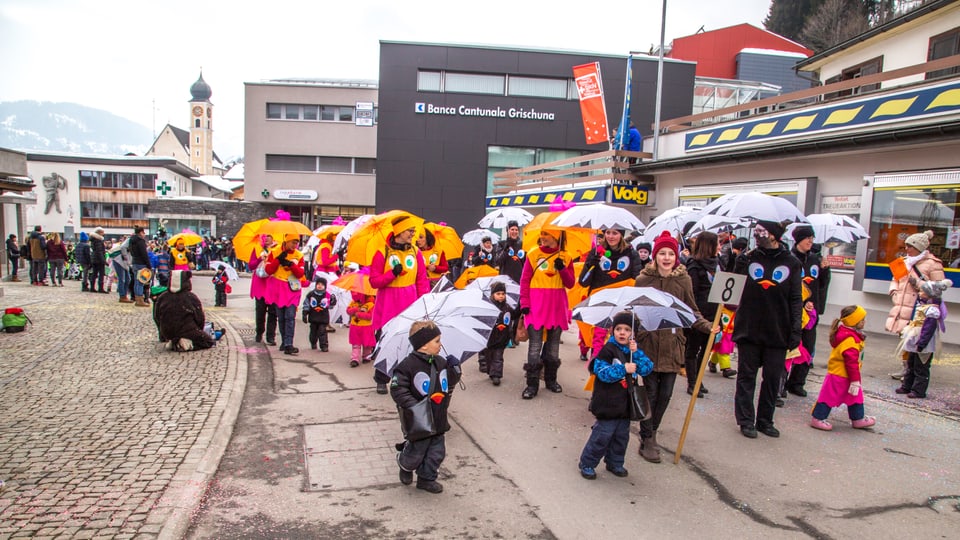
left=848, top=381, right=861, bottom=396
left=520, top=306, right=530, bottom=316
left=277, top=251, right=288, bottom=263
left=279, top=258, right=293, bottom=267
left=554, top=258, right=565, bottom=271
left=392, top=263, right=403, bottom=277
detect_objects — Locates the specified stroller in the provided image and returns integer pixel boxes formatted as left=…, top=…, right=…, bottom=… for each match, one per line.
left=66, top=262, right=83, bottom=281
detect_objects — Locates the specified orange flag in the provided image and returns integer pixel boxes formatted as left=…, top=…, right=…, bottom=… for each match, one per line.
left=573, top=62, right=610, bottom=145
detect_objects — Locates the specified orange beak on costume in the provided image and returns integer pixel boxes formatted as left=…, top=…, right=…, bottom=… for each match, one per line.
left=495, top=323, right=506, bottom=331
left=429, top=392, right=445, bottom=404
left=758, top=279, right=776, bottom=289
left=608, top=270, right=621, bottom=279
left=803, top=276, right=814, bottom=284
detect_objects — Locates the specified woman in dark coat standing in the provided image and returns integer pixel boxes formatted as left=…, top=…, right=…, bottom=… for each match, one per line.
left=683, top=231, right=731, bottom=396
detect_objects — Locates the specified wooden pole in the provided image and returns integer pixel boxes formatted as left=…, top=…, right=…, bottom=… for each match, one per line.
left=674, top=308, right=724, bottom=464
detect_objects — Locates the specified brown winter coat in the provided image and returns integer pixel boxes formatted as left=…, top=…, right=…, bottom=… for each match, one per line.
left=885, top=254, right=945, bottom=334
left=634, top=264, right=713, bottom=373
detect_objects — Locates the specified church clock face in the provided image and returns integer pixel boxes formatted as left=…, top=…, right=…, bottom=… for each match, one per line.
left=193, top=106, right=203, bottom=117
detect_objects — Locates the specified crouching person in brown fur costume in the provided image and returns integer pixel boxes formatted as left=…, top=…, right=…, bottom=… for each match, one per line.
left=153, top=270, right=216, bottom=351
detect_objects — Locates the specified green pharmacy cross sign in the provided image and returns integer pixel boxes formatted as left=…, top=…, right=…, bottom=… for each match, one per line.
left=156, top=181, right=172, bottom=196
left=261, top=189, right=270, bottom=198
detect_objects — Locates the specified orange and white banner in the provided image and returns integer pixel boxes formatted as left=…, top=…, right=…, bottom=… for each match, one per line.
left=573, top=62, right=609, bottom=145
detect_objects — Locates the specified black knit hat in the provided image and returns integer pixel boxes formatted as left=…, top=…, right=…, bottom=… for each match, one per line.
left=756, top=220, right=786, bottom=240
left=611, top=311, right=638, bottom=332
left=791, top=225, right=815, bottom=243
left=490, top=281, right=507, bottom=295
left=732, top=237, right=749, bottom=250
left=506, top=220, right=519, bottom=229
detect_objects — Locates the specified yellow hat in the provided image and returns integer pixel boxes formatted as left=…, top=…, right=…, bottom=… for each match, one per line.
left=284, top=233, right=300, bottom=242
left=392, top=215, right=418, bottom=235
left=841, top=305, right=866, bottom=327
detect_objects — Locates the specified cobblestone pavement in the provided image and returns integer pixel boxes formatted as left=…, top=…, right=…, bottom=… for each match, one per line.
left=0, top=277, right=244, bottom=539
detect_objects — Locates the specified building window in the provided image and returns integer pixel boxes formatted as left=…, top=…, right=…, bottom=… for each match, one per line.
left=267, top=103, right=282, bottom=119
left=321, top=105, right=337, bottom=121
left=283, top=104, right=300, bottom=120
left=265, top=154, right=376, bottom=174
left=824, top=56, right=883, bottom=99
left=78, top=170, right=156, bottom=190
left=194, top=119, right=200, bottom=128
left=338, top=107, right=355, bottom=122
left=265, top=102, right=378, bottom=123
left=508, top=76, right=568, bottom=99
left=196, top=136, right=200, bottom=144
left=418, top=71, right=442, bottom=92
left=303, top=105, right=319, bottom=120
left=445, top=72, right=505, bottom=95
left=927, top=27, right=960, bottom=80
left=80, top=202, right=146, bottom=219
left=867, top=185, right=960, bottom=269
left=486, top=146, right=587, bottom=196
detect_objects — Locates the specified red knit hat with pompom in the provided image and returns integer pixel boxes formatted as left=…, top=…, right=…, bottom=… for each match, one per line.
left=652, top=230, right=679, bottom=259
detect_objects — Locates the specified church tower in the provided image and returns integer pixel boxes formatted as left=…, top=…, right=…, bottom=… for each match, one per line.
left=188, top=71, right=214, bottom=175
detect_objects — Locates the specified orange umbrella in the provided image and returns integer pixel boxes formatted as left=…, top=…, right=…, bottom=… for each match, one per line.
left=332, top=269, right=376, bottom=296
left=423, top=222, right=464, bottom=259
left=167, top=231, right=203, bottom=247
left=522, top=211, right=594, bottom=259
left=257, top=219, right=313, bottom=238
left=454, top=265, right=499, bottom=289
left=233, top=219, right=275, bottom=261
left=345, top=210, right=424, bottom=266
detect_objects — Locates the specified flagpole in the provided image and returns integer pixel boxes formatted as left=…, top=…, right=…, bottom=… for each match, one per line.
left=652, top=0, right=667, bottom=162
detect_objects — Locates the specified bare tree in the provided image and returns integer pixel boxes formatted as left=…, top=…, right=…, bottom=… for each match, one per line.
left=801, top=0, right=871, bottom=52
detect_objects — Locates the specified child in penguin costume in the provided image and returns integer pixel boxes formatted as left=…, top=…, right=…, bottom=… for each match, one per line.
left=152, top=270, right=216, bottom=352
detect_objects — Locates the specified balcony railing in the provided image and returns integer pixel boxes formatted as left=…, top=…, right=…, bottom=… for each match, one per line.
left=492, top=150, right=651, bottom=195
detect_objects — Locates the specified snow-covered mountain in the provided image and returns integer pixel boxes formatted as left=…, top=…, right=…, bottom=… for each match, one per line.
left=0, top=101, right=152, bottom=155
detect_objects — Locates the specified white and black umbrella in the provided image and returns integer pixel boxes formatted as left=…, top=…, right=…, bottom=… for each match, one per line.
left=787, top=213, right=869, bottom=244
left=478, top=208, right=534, bottom=229
left=209, top=260, right=240, bottom=281
left=465, top=275, right=520, bottom=309
left=686, top=214, right=752, bottom=237
left=572, top=286, right=697, bottom=331
left=373, top=289, right=501, bottom=376
left=312, top=271, right=351, bottom=324
left=461, top=228, right=500, bottom=245
left=634, top=206, right=702, bottom=247
left=332, top=214, right=374, bottom=253
left=553, top=203, right=646, bottom=232
left=700, top=193, right=807, bottom=224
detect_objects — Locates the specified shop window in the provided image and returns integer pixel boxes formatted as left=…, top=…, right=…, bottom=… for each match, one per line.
left=867, top=185, right=960, bottom=268
left=927, top=27, right=960, bottom=80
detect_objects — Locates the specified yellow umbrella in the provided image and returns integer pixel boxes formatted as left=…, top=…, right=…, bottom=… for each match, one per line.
left=257, top=219, right=313, bottom=238
left=345, top=210, right=424, bottom=266
left=423, top=222, right=464, bottom=259
left=232, top=219, right=274, bottom=262
left=167, top=232, right=203, bottom=247
left=522, top=212, right=594, bottom=259
left=332, top=268, right=376, bottom=296
left=454, top=265, right=499, bottom=289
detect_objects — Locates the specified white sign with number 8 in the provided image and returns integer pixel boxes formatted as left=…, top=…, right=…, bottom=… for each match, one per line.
left=708, top=271, right=746, bottom=306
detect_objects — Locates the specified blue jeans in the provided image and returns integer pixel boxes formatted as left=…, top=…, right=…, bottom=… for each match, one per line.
left=114, top=262, right=130, bottom=297
left=579, top=418, right=631, bottom=470
left=278, top=304, right=297, bottom=348
left=132, top=264, right=147, bottom=297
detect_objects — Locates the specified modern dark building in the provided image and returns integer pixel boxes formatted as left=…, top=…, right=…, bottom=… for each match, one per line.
left=376, top=41, right=697, bottom=233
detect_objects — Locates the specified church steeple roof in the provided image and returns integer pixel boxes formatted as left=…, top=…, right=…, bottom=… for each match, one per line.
left=189, top=71, right=212, bottom=102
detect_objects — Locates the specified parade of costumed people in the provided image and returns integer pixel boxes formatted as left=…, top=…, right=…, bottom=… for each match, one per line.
left=263, top=225, right=310, bottom=356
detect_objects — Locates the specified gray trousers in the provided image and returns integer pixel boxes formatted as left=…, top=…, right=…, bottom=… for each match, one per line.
left=398, top=434, right=445, bottom=481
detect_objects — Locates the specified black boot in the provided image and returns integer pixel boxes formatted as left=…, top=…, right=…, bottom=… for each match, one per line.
left=521, top=377, right=539, bottom=399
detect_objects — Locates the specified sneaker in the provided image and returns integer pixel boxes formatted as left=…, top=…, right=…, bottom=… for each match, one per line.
left=757, top=424, right=780, bottom=438
left=687, top=386, right=704, bottom=398
left=851, top=416, right=876, bottom=429
left=376, top=383, right=388, bottom=395
left=721, top=368, right=738, bottom=378
left=416, top=479, right=443, bottom=493
left=490, top=377, right=501, bottom=386
left=579, top=467, right=597, bottom=480
left=320, top=347, right=328, bottom=352
left=350, top=360, right=359, bottom=368
left=708, top=362, right=718, bottom=373
left=579, top=354, right=588, bottom=362
left=740, top=425, right=758, bottom=439
left=545, top=381, right=562, bottom=393
left=894, top=387, right=910, bottom=394
left=399, top=468, right=413, bottom=485
left=787, top=387, right=807, bottom=397
left=810, top=418, right=833, bottom=431
left=284, top=346, right=299, bottom=355
left=605, top=465, right=628, bottom=477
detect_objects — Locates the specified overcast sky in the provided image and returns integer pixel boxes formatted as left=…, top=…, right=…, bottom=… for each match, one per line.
left=0, top=0, right=773, bottom=160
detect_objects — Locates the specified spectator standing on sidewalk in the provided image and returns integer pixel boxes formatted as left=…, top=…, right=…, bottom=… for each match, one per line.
left=45, top=233, right=67, bottom=287
left=6, top=233, right=22, bottom=281
left=89, top=227, right=107, bottom=293
left=130, top=226, right=152, bottom=307
left=29, top=225, right=47, bottom=285
left=75, top=232, right=91, bottom=290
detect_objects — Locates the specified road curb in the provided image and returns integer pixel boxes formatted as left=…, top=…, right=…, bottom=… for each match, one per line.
left=155, top=314, right=248, bottom=540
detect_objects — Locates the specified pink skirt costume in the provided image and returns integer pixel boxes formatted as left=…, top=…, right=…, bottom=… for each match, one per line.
left=520, top=245, right=575, bottom=330
left=171, top=247, right=192, bottom=272
left=248, top=247, right=270, bottom=300
left=314, top=240, right=340, bottom=275
left=815, top=325, right=865, bottom=408
left=370, top=242, right=430, bottom=331
left=786, top=306, right=818, bottom=371
left=347, top=293, right=376, bottom=347
left=262, top=247, right=307, bottom=308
